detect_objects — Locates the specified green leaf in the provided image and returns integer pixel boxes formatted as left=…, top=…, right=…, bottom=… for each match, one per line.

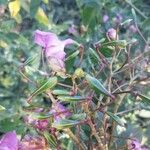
left=58, top=96, right=86, bottom=102
left=106, top=111, right=124, bottom=127
left=33, top=112, right=53, bottom=119
left=43, top=131, right=57, bottom=148
left=132, top=8, right=137, bottom=23
left=0, top=117, right=26, bottom=134
left=100, top=46, right=114, bottom=57
left=23, top=55, right=38, bottom=66
left=120, top=19, right=133, bottom=26
left=102, top=40, right=127, bottom=48
left=52, top=119, right=80, bottom=129
left=70, top=113, right=86, bottom=120
left=0, top=105, right=5, bottom=111
left=89, top=48, right=100, bottom=62
left=65, top=50, right=80, bottom=61
left=27, top=77, right=57, bottom=102
left=138, top=94, right=150, bottom=105
left=85, top=74, right=112, bottom=97
left=35, top=7, right=49, bottom=26
left=52, top=89, right=71, bottom=95
left=81, top=1, right=100, bottom=29
left=30, top=0, right=41, bottom=17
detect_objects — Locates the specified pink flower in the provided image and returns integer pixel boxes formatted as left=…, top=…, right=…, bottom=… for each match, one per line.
left=113, top=13, right=123, bottom=25
left=24, top=115, right=49, bottom=131
left=107, top=28, right=117, bottom=40
left=35, top=120, right=49, bottom=130
left=0, top=131, right=18, bottom=150
left=50, top=102, right=71, bottom=122
left=103, top=15, right=109, bottom=23
left=34, top=30, right=76, bottom=73
left=129, top=25, right=137, bottom=33
left=127, top=139, right=142, bottom=150
left=68, top=24, right=78, bottom=35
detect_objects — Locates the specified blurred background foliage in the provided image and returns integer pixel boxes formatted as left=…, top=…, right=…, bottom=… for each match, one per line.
left=0, top=0, right=149, bottom=149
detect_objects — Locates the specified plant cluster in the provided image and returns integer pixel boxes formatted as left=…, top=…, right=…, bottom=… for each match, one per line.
left=0, top=0, right=149, bottom=149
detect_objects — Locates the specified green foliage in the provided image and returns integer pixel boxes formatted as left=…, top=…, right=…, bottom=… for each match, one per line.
left=0, top=0, right=149, bottom=149
left=52, top=119, right=80, bottom=129
left=58, top=95, right=86, bottom=102
left=85, top=74, right=112, bottom=97
left=27, top=77, right=58, bottom=102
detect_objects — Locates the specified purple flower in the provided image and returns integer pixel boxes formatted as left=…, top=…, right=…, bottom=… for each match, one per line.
left=128, top=139, right=142, bottom=150
left=35, top=119, right=49, bottom=130
left=107, top=28, right=117, bottom=40
left=103, top=15, right=109, bottom=23
left=113, top=13, right=123, bottom=25
left=24, top=115, right=48, bottom=131
left=0, top=131, right=18, bottom=150
left=34, top=30, right=76, bottom=73
left=50, top=102, right=71, bottom=122
left=129, top=25, right=137, bottom=33
left=68, top=24, right=78, bottom=35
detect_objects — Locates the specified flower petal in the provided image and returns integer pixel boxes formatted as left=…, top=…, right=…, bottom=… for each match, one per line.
left=34, top=30, right=60, bottom=48
left=45, top=44, right=65, bottom=59
left=63, top=38, right=76, bottom=46
left=50, top=102, right=71, bottom=122
left=0, top=131, right=18, bottom=150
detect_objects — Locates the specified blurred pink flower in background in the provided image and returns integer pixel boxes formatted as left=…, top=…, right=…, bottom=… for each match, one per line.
left=24, top=114, right=49, bottom=131
left=0, top=131, right=18, bottom=150
left=50, top=102, right=71, bottom=122
left=127, top=139, right=150, bottom=150
left=19, top=135, right=47, bottom=150
left=129, top=25, right=137, bottom=33
left=107, top=28, right=117, bottom=40
left=34, top=30, right=76, bottom=74
left=113, top=13, right=123, bottom=25
left=103, top=15, right=109, bottom=23
left=68, top=24, right=78, bottom=36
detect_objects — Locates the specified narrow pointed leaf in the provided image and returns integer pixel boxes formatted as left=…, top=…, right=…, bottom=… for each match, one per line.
left=65, top=50, right=79, bottom=61
left=106, top=111, right=124, bottom=127
left=43, top=131, right=57, bottom=148
left=138, top=94, right=150, bottom=105
left=102, top=40, right=127, bottom=48
left=85, top=74, right=112, bottom=97
left=70, top=113, right=86, bottom=120
left=58, top=96, right=86, bottom=102
left=33, top=112, right=53, bottom=119
left=52, top=119, right=80, bottom=129
left=89, top=48, right=100, bottom=62
left=23, top=55, right=38, bottom=66
left=0, top=105, right=5, bottom=111
left=52, top=89, right=71, bottom=95
left=121, top=19, right=133, bottom=26
left=27, top=77, right=57, bottom=102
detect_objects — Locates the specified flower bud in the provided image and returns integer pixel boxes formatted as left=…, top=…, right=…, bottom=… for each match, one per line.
left=103, top=15, right=109, bottom=23
left=107, top=28, right=117, bottom=40
left=74, top=68, right=85, bottom=78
